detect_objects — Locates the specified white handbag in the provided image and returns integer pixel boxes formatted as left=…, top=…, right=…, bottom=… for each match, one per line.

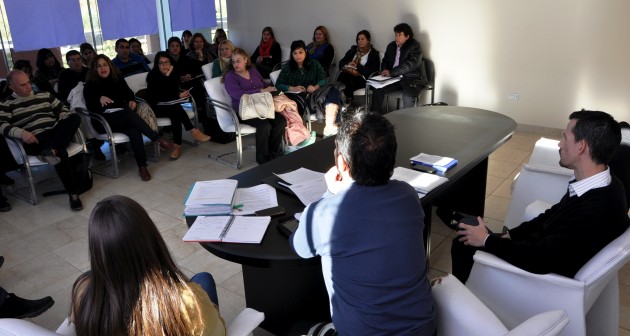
left=239, top=92, right=275, bottom=120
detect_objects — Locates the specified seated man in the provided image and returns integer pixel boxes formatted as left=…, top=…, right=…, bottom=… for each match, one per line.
left=111, top=38, right=150, bottom=77
left=57, top=50, right=88, bottom=103
left=0, top=70, right=83, bottom=211
left=291, top=109, right=435, bottom=335
left=370, top=23, right=427, bottom=114
left=452, top=110, right=630, bottom=283
left=0, top=256, right=54, bottom=318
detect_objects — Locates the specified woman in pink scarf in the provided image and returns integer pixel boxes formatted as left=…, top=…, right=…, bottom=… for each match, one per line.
left=251, top=27, right=281, bottom=79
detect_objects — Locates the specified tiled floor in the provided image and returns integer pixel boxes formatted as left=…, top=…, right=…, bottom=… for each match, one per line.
left=1, top=129, right=629, bottom=335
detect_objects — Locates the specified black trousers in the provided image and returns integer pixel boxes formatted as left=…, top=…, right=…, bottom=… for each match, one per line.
left=450, top=232, right=497, bottom=284
left=337, top=72, right=366, bottom=99
left=241, top=116, right=286, bottom=164
left=370, top=81, right=422, bottom=114
left=154, top=104, right=194, bottom=145
left=92, top=109, right=159, bottom=167
left=22, top=113, right=81, bottom=195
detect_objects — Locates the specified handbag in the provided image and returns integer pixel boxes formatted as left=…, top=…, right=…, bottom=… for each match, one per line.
left=239, top=92, right=275, bottom=120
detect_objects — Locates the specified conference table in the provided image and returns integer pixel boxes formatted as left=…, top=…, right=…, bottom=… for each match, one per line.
left=187, top=106, right=517, bottom=335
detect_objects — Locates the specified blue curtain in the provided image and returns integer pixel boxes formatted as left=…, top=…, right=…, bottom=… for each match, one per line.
left=169, top=0, right=217, bottom=31
left=98, top=0, right=158, bottom=40
left=5, top=0, right=85, bottom=51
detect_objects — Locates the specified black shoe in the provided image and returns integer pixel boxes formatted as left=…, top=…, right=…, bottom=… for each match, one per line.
left=0, top=293, right=54, bottom=319
left=0, top=173, right=14, bottom=185
left=0, top=200, right=10, bottom=212
left=37, top=148, right=61, bottom=166
left=436, top=207, right=464, bottom=231
left=0, top=256, right=4, bottom=268
left=69, top=194, right=83, bottom=211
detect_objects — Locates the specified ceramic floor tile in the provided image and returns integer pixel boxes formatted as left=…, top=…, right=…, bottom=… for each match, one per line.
left=26, top=269, right=83, bottom=330
left=620, top=328, right=630, bottom=336
left=428, top=236, right=453, bottom=274
left=179, top=249, right=242, bottom=285
left=221, top=271, right=246, bottom=297
left=217, top=285, right=246, bottom=328
left=621, top=263, right=630, bottom=286
left=486, top=175, right=504, bottom=196
left=0, top=252, right=80, bottom=296
left=147, top=207, right=183, bottom=233
left=484, top=195, right=511, bottom=222
left=25, top=214, right=88, bottom=251
left=487, top=160, right=520, bottom=179
left=160, top=223, right=203, bottom=261
left=52, top=238, right=90, bottom=271
left=621, top=283, right=630, bottom=330
left=1, top=198, right=77, bottom=234
left=489, top=146, right=531, bottom=164
left=492, top=178, right=513, bottom=199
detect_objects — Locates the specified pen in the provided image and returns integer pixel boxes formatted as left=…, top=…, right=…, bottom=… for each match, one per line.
left=232, top=203, right=244, bottom=211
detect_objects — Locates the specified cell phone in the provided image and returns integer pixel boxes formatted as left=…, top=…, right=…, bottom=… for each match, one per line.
left=278, top=218, right=299, bottom=237
left=411, top=164, right=436, bottom=174
left=255, top=206, right=286, bottom=217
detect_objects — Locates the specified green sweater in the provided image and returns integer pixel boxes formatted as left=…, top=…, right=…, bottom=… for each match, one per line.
left=275, top=60, right=326, bottom=92
left=0, top=92, right=69, bottom=138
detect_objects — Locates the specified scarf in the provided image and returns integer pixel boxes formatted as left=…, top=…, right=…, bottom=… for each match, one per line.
left=219, top=57, right=231, bottom=72
left=352, top=43, right=372, bottom=64
left=259, top=39, right=274, bottom=57
left=308, top=42, right=328, bottom=60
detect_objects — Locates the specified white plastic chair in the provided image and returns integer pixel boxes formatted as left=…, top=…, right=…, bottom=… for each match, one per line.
left=123, top=72, right=148, bottom=93
left=202, top=62, right=214, bottom=80
left=5, top=128, right=87, bottom=205
left=203, top=77, right=256, bottom=169
left=269, top=69, right=280, bottom=86
left=465, top=225, right=630, bottom=336
left=432, top=274, right=569, bottom=336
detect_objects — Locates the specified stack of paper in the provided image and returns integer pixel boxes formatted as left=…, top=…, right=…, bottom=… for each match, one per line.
left=184, top=179, right=238, bottom=216
left=410, top=153, right=458, bottom=172
left=366, top=75, right=401, bottom=89
left=391, top=167, right=449, bottom=197
left=273, top=168, right=327, bottom=206
left=183, top=215, right=271, bottom=243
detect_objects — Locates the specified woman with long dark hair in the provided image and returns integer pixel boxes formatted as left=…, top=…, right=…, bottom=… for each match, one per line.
left=70, top=195, right=225, bottom=335
left=250, top=26, right=281, bottom=79
left=34, top=48, right=63, bottom=94
left=147, top=51, right=210, bottom=160
left=83, top=54, right=173, bottom=181
left=337, top=30, right=380, bottom=103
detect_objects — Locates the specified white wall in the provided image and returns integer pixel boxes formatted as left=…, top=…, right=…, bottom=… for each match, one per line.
left=227, top=0, right=630, bottom=129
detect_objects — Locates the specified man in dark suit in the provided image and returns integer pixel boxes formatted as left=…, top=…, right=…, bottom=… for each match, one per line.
left=452, top=110, right=630, bottom=283
left=370, top=23, right=427, bottom=114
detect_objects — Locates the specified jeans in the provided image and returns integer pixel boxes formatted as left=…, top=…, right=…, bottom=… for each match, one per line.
left=191, top=272, right=219, bottom=306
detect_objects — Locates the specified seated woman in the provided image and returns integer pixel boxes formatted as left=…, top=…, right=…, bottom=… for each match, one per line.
left=34, top=48, right=63, bottom=94
left=147, top=52, right=211, bottom=160
left=306, top=26, right=334, bottom=76
left=129, top=38, right=151, bottom=64
left=181, top=30, right=193, bottom=55
left=70, top=195, right=226, bottom=335
left=83, top=54, right=173, bottom=181
left=277, top=40, right=341, bottom=136
left=251, top=26, right=281, bottom=79
left=187, top=33, right=215, bottom=67
left=223, top=48, right=285, bottom=164
left=209, top=28, right=228, bottom=60
left=212, top=40, right=234, bottom=78
left=337, top=30, right=380, bottom=103
left=167, top=36, right=196, bottom=83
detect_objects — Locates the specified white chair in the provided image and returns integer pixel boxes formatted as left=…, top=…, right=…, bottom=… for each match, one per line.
left=271, top=47, right=291, bottom=72
left=123, top=72, right=148, bottom=92
left=432, top=274, right=569, bottom=336
left=203, top=77, right=256, bottom=169
left=0, top=307, right=264, bottom=336
left=202, top=61, right=214, bottom=80
left=5, top=129, right=87, bottom=205
left=269, top=70, right=315, bottom=126
left=269, top=69, right=280, bottom=86
left=465, top=225, right=630, bottom=336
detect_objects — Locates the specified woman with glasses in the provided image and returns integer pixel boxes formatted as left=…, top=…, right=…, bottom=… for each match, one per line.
left=147, top=52, right=210, bottom=160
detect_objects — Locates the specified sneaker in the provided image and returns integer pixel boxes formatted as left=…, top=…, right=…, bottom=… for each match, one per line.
left=0, top=173, right=14, bottom=185
left=191, top=128, right=211, bottom=142
left=37, top=148, right=61, bottom=166
left=0, top=293, right=54, bottom=319
left=69, top=194, right=83, bottom=211
left=0, top=200, right=10, bottom=212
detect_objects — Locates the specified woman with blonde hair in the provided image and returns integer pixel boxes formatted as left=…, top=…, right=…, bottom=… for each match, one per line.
left=70, top=195, right=225, bottom=335
left=211, top=40, right=234, bottom=78
left=306, top=26, right=334, bottom=75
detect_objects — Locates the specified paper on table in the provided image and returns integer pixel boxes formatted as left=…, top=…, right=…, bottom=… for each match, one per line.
left=104, top=108, right=124, bottom=113
left=222, top=216, right=271, bottom=243
left=288, top=175, right=327, bottom=206
left=274, top=168, right=324, bottom=185
left=183, top=216, right=231, bottom=242
left=233, top=184, right=278, bottom=215
left=410, top=153, right=454, bottom=167
left=185, top=179, right=237, bottom=206
left=367, top=75, right=401, bottom=89
left=391, top=167, right=448, bottom=194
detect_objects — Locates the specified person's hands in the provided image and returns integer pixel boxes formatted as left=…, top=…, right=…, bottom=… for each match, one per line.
left=306, top=85, right=319, bottom=93
left=21, top=131, right=38, bottom=144
left=166, top=65, right=174, bottom=76
left=289, top=85, right=306, bottom=92
left=180, top=74, right=192, bottom=82
left=381, top=69, right=391, bottom=77
left=100, top=96, right=113, bottom=107
left=324, top=166, right=346, bottom=195
left=261, top=86, right=277, bottom=93
left=179, top=90, right=190, bottom=99
left=457, top=216, right=490, bottom=247
left=128, top=100, right=137, bottom=111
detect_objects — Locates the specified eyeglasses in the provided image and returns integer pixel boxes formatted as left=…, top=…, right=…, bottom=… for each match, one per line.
left=159, top=61, right=171, bottom=66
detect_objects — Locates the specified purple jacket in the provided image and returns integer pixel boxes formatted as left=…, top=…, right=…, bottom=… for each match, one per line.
left=223, top=68, right=269, bottom=112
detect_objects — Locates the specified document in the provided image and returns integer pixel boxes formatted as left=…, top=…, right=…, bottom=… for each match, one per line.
left=391, top=166, right=449, bottom=195
left=103, top=108, right=124, bottom=113
left=184, top=179, right=238, bottom=216
left=183, top=215, right=271, bottom=243
left=288, top=175, right=327, bottom=206
left=233, top=184, right=278, bottom=215
left=275, top=168, right=324, bottom=185
left=410, top=153, right=458, bottom=172
left=367, top=75, right=401, bottom=89
left=157, top=97, right=190, bottom=105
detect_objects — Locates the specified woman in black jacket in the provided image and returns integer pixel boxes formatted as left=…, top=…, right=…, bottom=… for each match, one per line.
left=250, top=26, right=282, bottom=79
left=146, top=52, right=210, bottom=160
left=337, top=30, right=380, bottom=103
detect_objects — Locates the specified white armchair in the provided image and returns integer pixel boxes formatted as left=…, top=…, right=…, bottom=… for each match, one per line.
left=432, top=274, right=569, bottom=336
left=465, top=225, right=630, bottom=336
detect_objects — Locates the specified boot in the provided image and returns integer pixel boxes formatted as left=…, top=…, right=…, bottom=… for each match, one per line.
left=323, top=103, right=339, bottom=137
left=191, top=128, right=211, bottom=142
left=170, top=144, right=182, bottom=160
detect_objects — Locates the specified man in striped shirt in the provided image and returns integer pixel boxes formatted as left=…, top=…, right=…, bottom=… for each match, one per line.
left=0, top=70, right=83, bottom=211
left=452, top=110, right=630, bottom=283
